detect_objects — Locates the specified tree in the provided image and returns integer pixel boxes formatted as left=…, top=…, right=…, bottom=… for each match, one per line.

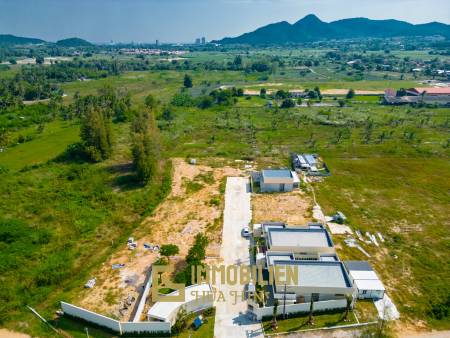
left=144, top=94, right=157, bottom=111
left=344, top=294, right=353, bottom=321
left=80, top=108, right=113, bottom=161
left=271, top=299, right=279, bottom=330
left=346, top=89, right=355, bottom=99
left=280, top=99, right=295, bottom=109
left=35, top=56, right=44, bottom=65
left=307, top=293, right=315, bottom=325
left=172, top=306, right=187, bottom=334
left=183, top=74, right=193, bottom=88
left=131, top=111, right=160, bottom=184
left=260, top=88, right=266, bottom=98
left=160, top=244, right=179, bottom=263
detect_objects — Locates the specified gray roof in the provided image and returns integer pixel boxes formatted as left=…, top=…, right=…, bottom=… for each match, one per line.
left=262, top=169, right=293, bottom=178
left=267, top=228, right=333, bottom=248
left=344, top=261, right=373, bottom=272
left=273, top=261, right=352, bottom=288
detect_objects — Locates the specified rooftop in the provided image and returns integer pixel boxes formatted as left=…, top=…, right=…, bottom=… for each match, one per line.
left=344, top=260, right=373, bottom=272
left=262, top=169, right=293, bottom=178
left=273, top=260, right=352, bottom=289
left=147, top=284, right=211, bottom=322
left=267, top=227, right=333, bottom=249
left=410, top=87, right=450, bottom=95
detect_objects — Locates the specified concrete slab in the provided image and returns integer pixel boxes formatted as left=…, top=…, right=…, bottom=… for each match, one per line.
left=214, top=177, right=263, bottom=338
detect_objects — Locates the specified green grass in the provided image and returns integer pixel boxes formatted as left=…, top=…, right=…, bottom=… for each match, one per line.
left=0, top=120, right=79, bottom=171
left=0, top=122, right=173, bottom=336
left=314, top=157, right=450, bottom=329
left=262, top=311, right=358, bottom=334
left=354, top=300, right=379, bottom=323
left=176, top=310, right=215, bottom=338
left=1, top=47, right=449, bottom=335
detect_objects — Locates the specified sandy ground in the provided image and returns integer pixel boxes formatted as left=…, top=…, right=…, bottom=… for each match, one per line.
left=252, top=190, right=313, bottom=225
left=322, top=89, right=384, bottom=95
left=77, top=158, right=241, bottom=319
left=327, top=222, right=353, bottom=235
left=399, top=330, right=450, bottom=338
left=0, top=330, right=30, bottom=338
left=281, top=327, right=363, bottom=338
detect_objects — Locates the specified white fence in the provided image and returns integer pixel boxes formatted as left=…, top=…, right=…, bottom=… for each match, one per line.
left=250, top=299, right=347, bottom=320
left=61, top=301, right=170, bottom=335
left=132, top=270, right=153, bottom=322
left=121, top=321, right=170, bottom=334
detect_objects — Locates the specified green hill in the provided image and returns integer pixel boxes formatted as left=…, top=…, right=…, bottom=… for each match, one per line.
left=56, top=37, right=92, bottom=47
left=0, top=34, right=45, bottom=46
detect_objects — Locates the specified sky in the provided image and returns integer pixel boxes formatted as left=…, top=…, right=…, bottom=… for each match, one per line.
left=0, top=0, right=449, bottom=43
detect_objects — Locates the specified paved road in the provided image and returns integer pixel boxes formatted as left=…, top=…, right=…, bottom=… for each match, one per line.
left=214, top=177, right=263, bottom=338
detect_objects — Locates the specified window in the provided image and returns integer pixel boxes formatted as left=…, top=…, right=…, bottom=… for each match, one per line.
left=362, top=290, right=367, bottom=294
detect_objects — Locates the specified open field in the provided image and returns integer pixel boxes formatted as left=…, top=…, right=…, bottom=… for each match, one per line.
left=0, top=45, right=449, bottom=337
left=76, top=158, right=241, bottom=319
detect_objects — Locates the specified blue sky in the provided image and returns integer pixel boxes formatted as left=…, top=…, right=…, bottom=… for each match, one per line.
left=0, top=0, right=449, bottom=43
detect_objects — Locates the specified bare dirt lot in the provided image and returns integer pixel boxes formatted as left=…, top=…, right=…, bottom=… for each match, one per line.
left=252, top=190, right=313, bottom=225
left=77, top=158, right=242, bottom=319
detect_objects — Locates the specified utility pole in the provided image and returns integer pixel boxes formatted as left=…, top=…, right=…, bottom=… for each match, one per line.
left=85, top=327, right=90, bottom=338
left=283, top=283, right=287, bottom=319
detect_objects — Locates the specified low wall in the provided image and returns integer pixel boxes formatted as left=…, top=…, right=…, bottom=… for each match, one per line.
left=121, top=321, right=170, bottom=334
left=61, top=302, right=121, bottom=333
left=250, top=299, right=347, bottom=320
left=132, top=269, right=153, bottom=322
left=61, top=301, right=171, bottom=335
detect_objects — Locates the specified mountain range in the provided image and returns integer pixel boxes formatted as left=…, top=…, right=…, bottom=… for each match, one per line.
left=0, top=34, right=92, bottom=47
left=216, top=14, right=450, bottom=44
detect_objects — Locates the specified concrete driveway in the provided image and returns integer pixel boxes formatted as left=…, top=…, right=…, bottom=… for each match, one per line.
left=214, top=177, right=263, bottom=338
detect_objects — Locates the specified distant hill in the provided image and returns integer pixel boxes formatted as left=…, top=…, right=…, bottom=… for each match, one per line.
left=216, top=14, right=450, bottom=44
left=0, top=34, right=45, bottom=46
left=56, top=37, right=92, bottom=47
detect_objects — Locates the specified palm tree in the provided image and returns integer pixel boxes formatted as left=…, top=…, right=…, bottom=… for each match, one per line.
left=344, top=294, right=353, bottom=321
left=307, top=294, right=315, bottom=325
left=271, top=299, right=279, bottom=330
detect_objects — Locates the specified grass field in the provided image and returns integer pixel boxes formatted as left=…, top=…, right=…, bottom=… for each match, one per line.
left=262, top=311, right=358, bottom=334
left=0, top=48, right=449, bottom=336
left=0, top=120, right=79, bottom=171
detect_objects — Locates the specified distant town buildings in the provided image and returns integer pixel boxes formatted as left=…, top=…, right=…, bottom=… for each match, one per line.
left=119, top=48, right=188, bottom=56
left=195, top=37, right=207, bottom=45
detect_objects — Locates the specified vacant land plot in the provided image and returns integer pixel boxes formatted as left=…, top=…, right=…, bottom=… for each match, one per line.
left=77, top=158, right=241, bottom=318
left=252, top=190, right=313, bottom=225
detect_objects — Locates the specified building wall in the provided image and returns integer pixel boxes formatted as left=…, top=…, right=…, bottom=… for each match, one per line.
left=61, top=302, right=122, bottom=333
left=358, top=289, right=384, bottom=300
left=60, top=301, right=171, bottom=335
left=268, top=245, right=335, bottom=255
left=249, top=299, right=348, bottom=320
left=261, top=182, right=294, bottom=193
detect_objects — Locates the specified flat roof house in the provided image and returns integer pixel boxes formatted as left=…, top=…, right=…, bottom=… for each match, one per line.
left=266, top=226, right=335, bottom=257
left=147, top=284, right=213, bottom=325
left=260, top=169, right=300, bottom=193
left=344, top=261, right=385, bottom=300
left=271, top=260, right=354, bottom=303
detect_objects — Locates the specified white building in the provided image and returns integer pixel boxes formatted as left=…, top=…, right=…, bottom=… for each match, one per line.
left=344, top=261, right=385, bottom=300
left=147, top=284, right=213, bottom=325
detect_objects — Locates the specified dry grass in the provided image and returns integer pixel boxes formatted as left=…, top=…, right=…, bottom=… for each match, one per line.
left=77, top=158, right=242, bottom=318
